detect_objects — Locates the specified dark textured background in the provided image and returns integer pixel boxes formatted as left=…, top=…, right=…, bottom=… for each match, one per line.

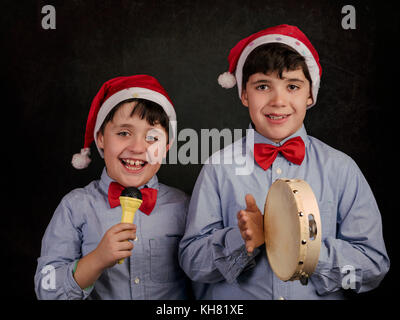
left=2, top=0, right=397, bottom=300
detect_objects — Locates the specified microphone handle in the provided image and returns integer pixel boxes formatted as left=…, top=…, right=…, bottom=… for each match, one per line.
left=118, top=197, right=142, bottom=264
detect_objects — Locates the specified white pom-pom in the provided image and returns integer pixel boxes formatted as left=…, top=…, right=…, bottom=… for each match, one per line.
left=217, top=72, right=236, bottom=88
left=71, top=148, right=91, bottom=169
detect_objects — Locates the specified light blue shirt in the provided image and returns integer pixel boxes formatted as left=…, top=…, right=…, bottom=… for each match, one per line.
left=35, top=168, right=190, bottom=300
left=179, top=124, right=390, bottom=300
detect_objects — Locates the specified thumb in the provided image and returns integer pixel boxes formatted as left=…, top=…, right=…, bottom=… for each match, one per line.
left=245, top=194, right=259, bottom=212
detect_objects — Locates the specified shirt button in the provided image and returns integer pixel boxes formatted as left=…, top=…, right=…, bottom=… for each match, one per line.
left=276, top=168, right=282, bottom=175
left=278, top=296, right=285, bottom=300
left=134, top=277, right=140, bottom=284
left=134, top=237, right=138, bottom=242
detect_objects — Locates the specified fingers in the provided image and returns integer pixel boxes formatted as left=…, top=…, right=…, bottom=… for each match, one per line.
left=115, top=229, right=137, bottom=242
left=241, top=227, right=252, bottom=241
left=237, top=210, right=247, bottom=229
left=107, top=223, right=136, bottom=240
left=237, top=210, right=251, bottom=240
left=114, top=247, right=134, bottom=262
left=110, top=223, right=136, bottom=234
left=118, top=239, right=134, bottom=251
left=113, top=230, right=136, bottom=262
left=238, top=221, right=256, bottom=253
left=245, top=194, right=259, bottom=212
left=238, top=195, right=265, bottom=254
left=246, top=245, right=254, bottom=254
left=107, top=223, right=136, bottom=252
left=95, top=223, right=138, bottom=268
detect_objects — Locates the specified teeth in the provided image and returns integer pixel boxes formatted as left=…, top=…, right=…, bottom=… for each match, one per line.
left=124, top=164, right=142, bottom=171
left=268, top=115, right=286, bottom=120
left=123, top=159, right=144, bottom=166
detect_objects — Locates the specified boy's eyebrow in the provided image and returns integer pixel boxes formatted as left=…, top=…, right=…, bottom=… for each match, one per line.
left=281, top=77, right=305, bottom=83
left=116, top=123, right=134, bottom=129
left=250, top=77, right=305, bottom=85
left=250, top=79, right=271, bottom=85
left=114, top=123, right=159, bottom=131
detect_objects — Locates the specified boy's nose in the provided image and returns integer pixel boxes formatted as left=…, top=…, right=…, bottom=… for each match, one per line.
left=269, top=89, right=287, bottom=107
left=127, top=136, right=147, bottom=154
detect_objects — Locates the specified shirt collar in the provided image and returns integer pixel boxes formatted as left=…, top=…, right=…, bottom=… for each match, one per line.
left=99, top=167, right=159, bottom=195
left=249, top=123, right=309, bottom=147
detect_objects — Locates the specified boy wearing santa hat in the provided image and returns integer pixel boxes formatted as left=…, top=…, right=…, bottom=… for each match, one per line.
left=35, top=75, right=191, bottom=299
left=179, top=25, right=389, bottom=299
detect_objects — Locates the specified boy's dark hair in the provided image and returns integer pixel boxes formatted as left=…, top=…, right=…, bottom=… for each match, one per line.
left=242, top=43, right=312, bottom=88
left=99, top=98, right=170, bottom=141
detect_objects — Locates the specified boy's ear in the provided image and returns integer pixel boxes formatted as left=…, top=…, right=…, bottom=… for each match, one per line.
left=164, top=142, right=171, bottom=157
left=306, top=95, right=313, bottom=107
left=241, top=88, right=249, bottom=108
left=96, top=131, right=104, bottom=149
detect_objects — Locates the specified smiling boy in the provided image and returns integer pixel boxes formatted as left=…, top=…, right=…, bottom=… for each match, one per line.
left=243, top=68, right=311, bottom=144
left=35, top=75, right=190, bottom=299
left=179, top=25, right=389, bottom=299
left=97, top=98, right=170, bottom=188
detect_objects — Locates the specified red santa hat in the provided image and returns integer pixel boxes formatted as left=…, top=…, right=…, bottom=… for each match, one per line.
left=217, top=24, right=322, bottom=108
left=71, top=74, right=176, bottom=169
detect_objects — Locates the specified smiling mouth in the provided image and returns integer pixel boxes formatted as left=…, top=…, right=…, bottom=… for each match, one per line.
left=265, top=113, right=290, bottom=120
left=120, top=158, right=147, bottom=171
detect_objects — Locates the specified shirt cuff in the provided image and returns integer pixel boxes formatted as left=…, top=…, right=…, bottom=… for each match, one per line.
left=64, top=260, right=94, bottom=299
left=213, top=227, right=260, bottom=284
left=311, top=239, right=363, bottom=295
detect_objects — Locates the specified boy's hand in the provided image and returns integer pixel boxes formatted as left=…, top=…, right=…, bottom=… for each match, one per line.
left=93, top=223, right=137, bottom=269
left=237, top=194, right=264, bottom=254
left=73, top=223, right=136, bottom=289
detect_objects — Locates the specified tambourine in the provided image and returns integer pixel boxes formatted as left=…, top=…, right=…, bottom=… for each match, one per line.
left=264, top=179, right=321, bottom=285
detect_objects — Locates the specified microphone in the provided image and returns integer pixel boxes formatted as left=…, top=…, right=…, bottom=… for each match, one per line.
left=118, top=187, right=143, bottom=264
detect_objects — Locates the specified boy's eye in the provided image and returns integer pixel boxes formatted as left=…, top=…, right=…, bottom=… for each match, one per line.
left=118, top=131, right=130, bottom=137
left=288, top=84, right=299, bottom=91
left=146, top=135, right=159, bottom=142
left=146, top=128, right=166, bottom=143
left=256, top=84, right=269, bottom=90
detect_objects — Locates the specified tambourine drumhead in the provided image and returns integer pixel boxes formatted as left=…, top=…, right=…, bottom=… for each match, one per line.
left=264, top=179, right=321, bottom=284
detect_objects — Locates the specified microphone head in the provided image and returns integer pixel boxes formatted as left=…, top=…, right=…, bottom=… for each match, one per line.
left=121, top=187, right=142, bottom=200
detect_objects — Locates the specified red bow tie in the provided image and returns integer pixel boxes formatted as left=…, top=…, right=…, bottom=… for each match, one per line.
left=108, top=182, right=158, bottom=215
left=254, top=136, right=305, bottom=171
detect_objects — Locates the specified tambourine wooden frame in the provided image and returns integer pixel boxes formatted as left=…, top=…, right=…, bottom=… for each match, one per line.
left=264, top=179, right=321, bottom=285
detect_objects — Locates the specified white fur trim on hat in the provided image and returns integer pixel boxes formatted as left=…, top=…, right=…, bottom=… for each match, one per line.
left=71, top=148, right=91, bottom=169
left=235, top=34, right=320, bottom=108
left=217, top=72, right=237, bottom=89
